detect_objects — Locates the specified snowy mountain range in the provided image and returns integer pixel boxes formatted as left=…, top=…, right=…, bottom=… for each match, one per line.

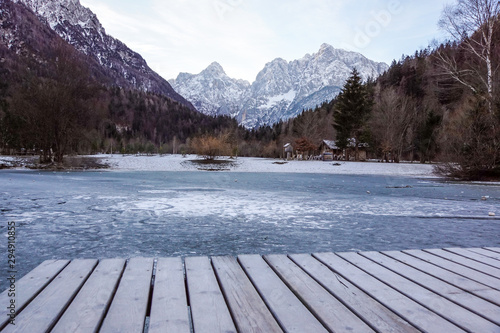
left=12, top=0, right=193, bottom=109
left=6, top=0, right=388, bottom=128
left=171, top=44, right=389, bottom=128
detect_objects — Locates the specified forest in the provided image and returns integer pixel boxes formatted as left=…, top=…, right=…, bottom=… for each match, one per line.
left=0, top=0, right=499, bottom=179
left=237, top=0, right=500, bottom=180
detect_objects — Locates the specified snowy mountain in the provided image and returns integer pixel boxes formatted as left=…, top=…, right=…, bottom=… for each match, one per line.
left=171, top=62, right=250, bottom=117
left=171, top=44, right=389, bottom=128
left=12, top=0, right=193, bottom=109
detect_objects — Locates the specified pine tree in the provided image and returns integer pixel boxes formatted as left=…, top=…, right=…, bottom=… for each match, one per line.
left=333, top=68, right=372, bottom=161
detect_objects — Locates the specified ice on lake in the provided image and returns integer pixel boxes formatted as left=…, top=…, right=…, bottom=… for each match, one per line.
left=1, top=170, right=499, bottom=291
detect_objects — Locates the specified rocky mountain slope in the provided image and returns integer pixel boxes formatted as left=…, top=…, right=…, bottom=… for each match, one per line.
left=171, top=44, right=389, bottom=128
left=172, top=62, right=251, bottom=117
left=12, top=0, right=193, bottom=109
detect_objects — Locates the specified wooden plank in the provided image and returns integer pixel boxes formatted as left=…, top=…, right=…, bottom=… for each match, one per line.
left=485, top=247, right=500, bottom=254
left=290, top=254, right=418, bottom=333
left=238, top=254, right=327, bottom=333
left=424, top=249, right=500, bottom=290
left=149, top=257, right=190, bottom=333
left=99, top=258, right=154, bottom=333
left=264, top=254, right=374, bottom=332
left=429, top=248, right=500, bottom=277
left=445, top=248, right=500, bottom=269
left=51, top=259, right=126, bottom=333
left=0, top=260, right=69, bottom=329
left=212, top=256, right=283, bottom=333
left=2, top=259, right=97, bottom=333
left=185, top=256, right=236, bottom=333
left=383, top=250, right=500, bottom=307
left=338, top=252, right=500, bottom=333
left=412, top=249, right=500, bottom=289
left=468, top=248, right=500, bottom=261
left=361, top=251, right=500, bottom=326
left=313, top=252, right=465, bottom=333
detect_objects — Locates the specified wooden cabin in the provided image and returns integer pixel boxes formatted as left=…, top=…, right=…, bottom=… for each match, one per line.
left=319, top=139, right=369, bottom=161
left=319, top=140, right=342, bottom=161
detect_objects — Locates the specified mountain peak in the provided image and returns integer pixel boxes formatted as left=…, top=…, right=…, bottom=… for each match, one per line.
left=319, top=43, right=333, bottom=51
left=202, top=62, right=226, bottom=76
left=171, top=44, right=389, bottom=128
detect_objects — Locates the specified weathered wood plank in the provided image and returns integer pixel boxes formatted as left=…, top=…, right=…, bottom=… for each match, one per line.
left=408, top=249, right=500, bottom=289
left=99, top=258, right=154, bottom=333
left=290, top=254, right=418, bottom=333
left=51, top=259, right=126, bottom=333
left=185, top=256, right=236, bottom=333
left=484, top=247, right=500, bottom=254
left=383, top=250, right=500, bottom=307
left=362, top=251, right=500, bottom=326
left=2, top=259, right=97, bottom=333
left=212, top=256, right=283, bottom=333
left=0, top=260, right=69, bottom=329
left=468, top=248, right=500, bottom=261
left=445, top=248, right=500, bottom=269
left=238, top=254, right=327, bottom=333
left=428, top=248, right=500, bottom=278
left=149, top=257, right=190, bottom=333
left=338, top=252, right=500, bottom=333
left=264, top=254, right=374, bottom=332
left=313, top=252, right=465, bottom=333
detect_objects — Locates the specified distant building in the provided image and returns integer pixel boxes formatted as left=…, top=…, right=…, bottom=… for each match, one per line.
left=283, top=143, right=293, bottom=160
left=319, top=139, right=369, bottom=161
left=319, top=140, right=342, bottom=161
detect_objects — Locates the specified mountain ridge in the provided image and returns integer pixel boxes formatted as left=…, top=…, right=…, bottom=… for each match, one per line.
left=171, top=44, right=389, bottom=128
left=13, top=0, right=194, bottom=109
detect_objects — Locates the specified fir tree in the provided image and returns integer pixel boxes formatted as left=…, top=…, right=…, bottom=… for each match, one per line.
left=333, top=68, right=372, bottom=161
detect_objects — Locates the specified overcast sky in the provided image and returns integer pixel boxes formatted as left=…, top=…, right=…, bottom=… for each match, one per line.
left=80, top=0, right=451, bottom=82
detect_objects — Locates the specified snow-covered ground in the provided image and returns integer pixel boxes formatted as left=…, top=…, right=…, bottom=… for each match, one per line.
left=98, top=154, right=437, bottom=177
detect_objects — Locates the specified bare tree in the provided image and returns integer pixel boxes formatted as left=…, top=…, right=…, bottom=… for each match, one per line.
left=438, top=0, right=499, bottom=114
left=11, top=42, right=96, bottom=163
left=190, top=133, right=231, bottom=160
left=294, top=137, right=317, bottom=159
left=436, top=0, right=500, bottom=175
left=371, top=87, right=418, bottom=162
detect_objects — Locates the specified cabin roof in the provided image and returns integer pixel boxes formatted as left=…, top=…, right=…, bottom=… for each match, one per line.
left=322, top=139, right=369, bottom=149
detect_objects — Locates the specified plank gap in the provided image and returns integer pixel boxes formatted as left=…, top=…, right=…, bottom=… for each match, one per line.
left=287, top=253, right=404, bottom=333
left=312, top=252, right=464, bottom=333
left=262, top=255, right=338, bottom=332
left=237, top=256, right=288, bottom=333
left=337, top=252, right=496, bottom=333
left=444, top=248, right=500, bottom=270
left=210, top=256, right=241, bottom=332
left=183, top=258, right=195, bottom=333
left=0, top=260, right=70, bottom=330
left=418, top=249, right=500, bottom=289
left=363, top=252, right=500, bottom=326
left=94, top=258, right=128, bottom=333
left=484, top=248, right=500, bottom=255
left=146, top=259, right=157, bottom=317
left=46, top=260, right=99, bottom=332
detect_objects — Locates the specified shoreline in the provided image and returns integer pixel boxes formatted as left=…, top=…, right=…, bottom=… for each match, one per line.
left=81, top=154, right=438, bottom=177
left=0, top=153, right=442, bottom=178
left=102, top=154, right=439, bottom=178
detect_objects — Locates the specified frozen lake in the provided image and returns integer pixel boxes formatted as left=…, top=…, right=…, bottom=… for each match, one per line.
left=1, top=170, right=499, bottom=291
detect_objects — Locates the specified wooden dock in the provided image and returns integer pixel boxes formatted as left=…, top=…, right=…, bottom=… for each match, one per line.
left=1, top=247, right=500, bottom=332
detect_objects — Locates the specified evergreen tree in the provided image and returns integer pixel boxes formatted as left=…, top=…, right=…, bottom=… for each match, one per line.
left=333, top=68, right=372, bottom=161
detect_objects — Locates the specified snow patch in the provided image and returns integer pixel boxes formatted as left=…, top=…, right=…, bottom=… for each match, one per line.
left=259, top=90, right=297, bottom=109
